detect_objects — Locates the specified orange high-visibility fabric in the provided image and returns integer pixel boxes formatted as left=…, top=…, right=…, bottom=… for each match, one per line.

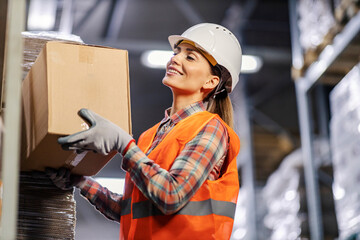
left=120, top=111, right=240, bottom=240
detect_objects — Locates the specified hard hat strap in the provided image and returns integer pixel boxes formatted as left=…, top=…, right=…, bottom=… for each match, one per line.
left=217, top=65, right=232, bottom=94
left=213, top=79, right=227, bottom=99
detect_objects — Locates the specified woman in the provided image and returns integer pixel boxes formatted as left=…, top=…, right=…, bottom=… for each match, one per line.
left=50, top=23, right=242, bottom=240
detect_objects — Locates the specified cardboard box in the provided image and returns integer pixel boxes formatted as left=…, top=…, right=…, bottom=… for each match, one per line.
left=21, top=41, right=132, bottom=176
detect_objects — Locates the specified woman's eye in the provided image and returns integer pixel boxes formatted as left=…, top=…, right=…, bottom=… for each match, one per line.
left=187, top=55, right=195, bottom=60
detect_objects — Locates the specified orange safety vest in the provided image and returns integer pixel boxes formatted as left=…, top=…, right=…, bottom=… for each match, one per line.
left=120, top=111, right=240, bottom=240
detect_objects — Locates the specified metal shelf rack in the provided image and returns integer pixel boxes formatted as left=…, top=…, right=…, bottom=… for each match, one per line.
left=289, top=0, right=360, bottom=239
left=0, top=0, right=25, bottom=239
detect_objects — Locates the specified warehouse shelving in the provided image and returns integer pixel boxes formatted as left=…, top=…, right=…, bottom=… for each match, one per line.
left=0, top=0, right=25, bottom=239
left=289, top=0, right=360, bottom=239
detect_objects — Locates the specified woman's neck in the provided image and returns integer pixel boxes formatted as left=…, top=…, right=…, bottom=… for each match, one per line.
left=170, top=93, right=204, bottom=116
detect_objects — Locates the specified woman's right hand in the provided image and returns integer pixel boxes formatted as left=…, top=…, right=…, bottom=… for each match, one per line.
left=45, top=167, right=85, bottom=190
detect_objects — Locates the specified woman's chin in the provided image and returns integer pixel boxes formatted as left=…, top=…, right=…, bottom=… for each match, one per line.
left=162, top=77, right=176, bottom=88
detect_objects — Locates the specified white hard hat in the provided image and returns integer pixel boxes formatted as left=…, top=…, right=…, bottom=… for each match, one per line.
left=168, top=23, right=242, bottom=93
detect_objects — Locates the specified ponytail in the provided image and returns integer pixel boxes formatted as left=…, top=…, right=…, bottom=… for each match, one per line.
left=207, top=92, right=234, bottom=129
left=206, top=65, right=234, bottom=129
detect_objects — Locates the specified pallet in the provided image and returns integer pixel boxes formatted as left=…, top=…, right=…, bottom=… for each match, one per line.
left=292, top=24, right=342, bottom=79
left=293, top=1, right=360, bottom=79
left=335, top=0, right=360, bottom=25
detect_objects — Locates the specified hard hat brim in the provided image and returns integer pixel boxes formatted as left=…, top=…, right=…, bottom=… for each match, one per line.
left=168, top=35, right=209, bottom=55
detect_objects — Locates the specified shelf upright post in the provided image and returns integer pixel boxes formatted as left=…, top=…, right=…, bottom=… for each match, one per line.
left=295, top=81, right=324, bottom=240
left=288, top=0, right=324, bottom=239
left=0, top=0, right=26, bottom=239
left=232, top=76, right=257, bottom=240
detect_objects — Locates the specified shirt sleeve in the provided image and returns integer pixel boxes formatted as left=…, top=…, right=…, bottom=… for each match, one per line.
left=79, top=176, right=123, bottom=222
left=122, top=118, right=229, bottom=215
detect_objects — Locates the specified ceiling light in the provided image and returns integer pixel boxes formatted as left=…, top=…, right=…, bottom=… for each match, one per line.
left=27, top=0, right=57, bottom=30
left=141, top=50, right=173, bottom=69
left=241, top=55, right=263, bottom=73
left=141, top=50, right=263, bottom=73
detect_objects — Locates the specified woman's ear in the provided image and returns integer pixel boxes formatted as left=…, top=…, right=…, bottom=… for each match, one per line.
left=203, top=75, right=220, bottom=91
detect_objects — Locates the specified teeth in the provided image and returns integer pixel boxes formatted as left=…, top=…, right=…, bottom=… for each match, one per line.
left=168, top=69, right=180, bottom=74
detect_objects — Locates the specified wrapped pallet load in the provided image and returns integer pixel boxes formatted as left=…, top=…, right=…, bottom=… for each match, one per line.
left=297, top=0, right=337, bottom=67
left=17, top=172, right=76, bottom=240
left=329, top=63, right=360, bottom=239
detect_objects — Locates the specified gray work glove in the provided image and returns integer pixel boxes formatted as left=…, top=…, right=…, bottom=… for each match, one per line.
left=45, top=167, right=85, bottom=190
left=58, top=108, right=133, bottom=155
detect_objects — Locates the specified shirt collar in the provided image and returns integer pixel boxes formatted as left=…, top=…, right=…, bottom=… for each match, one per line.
left=161, top=101, right=207, bottom=125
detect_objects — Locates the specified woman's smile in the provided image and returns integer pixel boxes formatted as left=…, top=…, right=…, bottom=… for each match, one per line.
left=166, top=66, right=183, bottom=76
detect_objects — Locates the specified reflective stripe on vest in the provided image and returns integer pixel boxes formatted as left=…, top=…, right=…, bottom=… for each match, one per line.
left=121, top=198, right=236, bottom=219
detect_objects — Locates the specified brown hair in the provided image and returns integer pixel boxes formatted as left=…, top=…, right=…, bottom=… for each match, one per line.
left=205, top=65, right=234, bottom=129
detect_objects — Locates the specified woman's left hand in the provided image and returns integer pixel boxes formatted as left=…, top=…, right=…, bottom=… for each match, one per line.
left=45, top=167, right=85, bottom=190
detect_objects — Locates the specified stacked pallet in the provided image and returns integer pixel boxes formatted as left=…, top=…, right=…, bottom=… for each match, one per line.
left=335, top=0, right=360, bottom=25
left=297, top=0, right=338, bottom=69
left=293, top=0, right=360, bottom=79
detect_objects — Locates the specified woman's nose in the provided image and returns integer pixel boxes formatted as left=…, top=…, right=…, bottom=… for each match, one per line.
left=169, top=53, right=181, bottom=65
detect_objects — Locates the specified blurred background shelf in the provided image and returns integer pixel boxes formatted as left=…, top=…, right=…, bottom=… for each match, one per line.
left=290, top=0, right=360, bottom=239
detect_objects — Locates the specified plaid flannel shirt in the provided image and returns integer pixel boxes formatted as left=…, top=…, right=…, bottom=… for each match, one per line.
left=80, top=101, right=229, bottom=222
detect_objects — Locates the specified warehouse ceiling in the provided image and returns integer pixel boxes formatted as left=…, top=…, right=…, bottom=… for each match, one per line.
left=25, top=0, right=298, bottom=238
